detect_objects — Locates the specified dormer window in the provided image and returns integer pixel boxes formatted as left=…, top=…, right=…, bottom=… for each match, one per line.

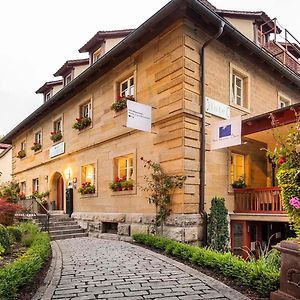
left=45, top=91, right=51, bottom=102
left=64, top=73, right=72, bottom=86
left=92, top=48, right=102, bottom=63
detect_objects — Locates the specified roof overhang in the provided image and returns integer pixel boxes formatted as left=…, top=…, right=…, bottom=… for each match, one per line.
left=53, top=59, right=89, bottom=77
left=1, top=0, right=300, bottom=144
left=35, top=80, right=63, bottom=94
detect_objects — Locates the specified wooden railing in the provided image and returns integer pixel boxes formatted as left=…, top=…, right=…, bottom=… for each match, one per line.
left=234, top=187, right=285, bottom=214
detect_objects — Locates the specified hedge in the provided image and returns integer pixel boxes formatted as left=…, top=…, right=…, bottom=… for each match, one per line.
left=132, top=233, right=280, bottom=297
left=0, top=225, right=51, bottom=299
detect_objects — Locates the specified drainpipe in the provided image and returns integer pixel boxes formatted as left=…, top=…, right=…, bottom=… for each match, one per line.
left=199, top=21, right=225, bottom=246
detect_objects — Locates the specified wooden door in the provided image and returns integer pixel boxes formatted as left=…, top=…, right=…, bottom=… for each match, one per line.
left=56, top=175, right=64, bottom=210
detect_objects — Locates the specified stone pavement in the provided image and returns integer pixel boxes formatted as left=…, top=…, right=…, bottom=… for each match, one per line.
left=33, top=237, right=250, bottom=300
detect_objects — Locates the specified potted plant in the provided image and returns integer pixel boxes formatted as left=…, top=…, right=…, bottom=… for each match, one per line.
left=231, top=176, right=247, bottom=189
left=50, top=131, right=63, bottom=142
left=31, top=142, right=42, bottom=152
left=111, top=95, right=135, bottom=112
left=72, top=116, right=92, bottom=131
left=17, top=149, right=26, bottom=159
left=78, top=182, right=96, bottom=195
left=109, top=176, right=134, bottom=191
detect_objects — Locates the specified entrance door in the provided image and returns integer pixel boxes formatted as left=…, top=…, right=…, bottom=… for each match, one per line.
left=56, top=175, right=64, bottom=210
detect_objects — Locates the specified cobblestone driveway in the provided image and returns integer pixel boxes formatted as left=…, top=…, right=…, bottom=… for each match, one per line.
left=35, top=237, right=249, bottom=300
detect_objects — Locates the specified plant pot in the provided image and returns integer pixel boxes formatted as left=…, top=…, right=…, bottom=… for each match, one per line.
left=270, top=239, right=300, bottom=300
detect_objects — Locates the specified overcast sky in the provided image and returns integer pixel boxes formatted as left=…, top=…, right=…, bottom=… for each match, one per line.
left=0, top=0, right=299, bottom=137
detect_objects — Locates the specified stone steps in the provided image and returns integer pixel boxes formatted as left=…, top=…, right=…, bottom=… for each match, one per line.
left=50, top=232, right=88, bottom=240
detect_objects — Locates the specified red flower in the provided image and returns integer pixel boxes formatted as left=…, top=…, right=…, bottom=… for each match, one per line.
left=278, top=156, right=286, bottom=165
left=76, top=118, right=81, bottom=122
left=140, top=157, right=144, bottom=161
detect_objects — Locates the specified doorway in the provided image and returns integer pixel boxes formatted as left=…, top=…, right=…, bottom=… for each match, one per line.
left=51, top=172, right=64, bottom=211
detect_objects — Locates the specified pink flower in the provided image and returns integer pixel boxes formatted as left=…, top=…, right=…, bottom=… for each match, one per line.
left=290, top=197, right=300, bottom=209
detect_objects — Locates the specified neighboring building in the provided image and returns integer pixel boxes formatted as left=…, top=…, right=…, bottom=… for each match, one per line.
left=0, top=144, right=12, bottom=184
left=2, top=0, right=300, bottom=255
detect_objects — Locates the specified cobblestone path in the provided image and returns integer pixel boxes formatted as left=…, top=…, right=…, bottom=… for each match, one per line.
left=37, top=237, right=249, bottom=300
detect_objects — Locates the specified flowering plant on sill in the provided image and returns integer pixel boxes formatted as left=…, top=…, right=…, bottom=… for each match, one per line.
left=50, top=131, right=63, bottom=142
left=72, top=116, right=92, bottom=131
left=111, top=95, right=135, bottom=112
left=17, top=149, right=26, bottom=159
left=78, top=182, right=96, bottom=195
left=109, top=176, right=134, bottom=191
left=231, top=176, right=246, bottom=189
left=31, top=142, right=42, bottom=152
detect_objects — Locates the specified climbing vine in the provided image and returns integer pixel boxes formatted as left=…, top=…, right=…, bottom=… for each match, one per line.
left=140, top=157, right=186, bottom=231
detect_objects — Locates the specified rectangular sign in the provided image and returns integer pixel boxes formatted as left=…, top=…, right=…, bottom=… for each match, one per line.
left=205, top=97, right=230, bottom=119
left=127, top=100, right=152, bottom=132
left=210, top=116, right=241, bottom=150
left=49, top=142, right=65, bottom=158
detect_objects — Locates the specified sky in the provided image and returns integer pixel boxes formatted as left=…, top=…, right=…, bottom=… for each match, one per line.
left=0, top=0, right=299, bottom=137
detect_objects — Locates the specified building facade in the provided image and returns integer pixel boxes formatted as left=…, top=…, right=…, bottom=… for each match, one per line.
left=0, top=144, right=12, bottom=184
left=2, top=0, right=300, bottom=252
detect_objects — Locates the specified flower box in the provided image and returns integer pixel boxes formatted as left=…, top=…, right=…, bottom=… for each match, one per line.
left=78, top=182, right=96, bottom=195
left=17, top=150, right=26, bottom=159
left=72, top=117, right=92, bottom=131
left=109, top=177, right=134, bottom=192
left=50, top=131, right=63, bottom=142
left=31, top=143, right=42, bottom=152
left=111, top=95, right=135, bottom=112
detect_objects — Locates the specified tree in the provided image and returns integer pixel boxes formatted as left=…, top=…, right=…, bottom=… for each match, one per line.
left=207, top=197, right=229, bottom=253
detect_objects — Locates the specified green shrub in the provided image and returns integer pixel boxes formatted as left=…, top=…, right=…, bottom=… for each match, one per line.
left=207, top=197, right=229, bottom=253
left=6, top=227, right=22, bottom=244
left=0, top=244, right=4, bottom=257
left=18, top=223, right=40, bottom=247
left=133, top=233, right=279, bottom=297
left=0, top=231, right=50, bottom=299
left=0, top=225, right=10, bottom=254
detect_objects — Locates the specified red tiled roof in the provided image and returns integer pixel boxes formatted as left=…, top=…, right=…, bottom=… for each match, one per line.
left=54, top=59, right=89, bottom=77
left=79, top=29, right=134, bottom=53
left=35, top=79, right=63, bottom=94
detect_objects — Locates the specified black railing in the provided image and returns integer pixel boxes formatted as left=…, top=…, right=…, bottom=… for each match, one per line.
left=15, top=198, right=50, bottom=232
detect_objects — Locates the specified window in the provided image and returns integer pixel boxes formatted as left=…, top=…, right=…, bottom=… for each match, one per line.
left=32, top=178, right=39, bottom=193
left=230, top=153, right=245, bottom=184
left=54, top=118, right=62, bottom=133
left=93, top=47, right=102, bottom=63
left=120, top=76, right=135, bottom=97
left=20, top=181, right=26, bottom=194
left=35, top=131, right=42, bottom=145
left=278, top=94, right=291, bottom=108
left=81, top=164, right=96, bottom=185
left=230, top=64, right=249, bottom=109
left=80, top=101, right=92, bottom=118
left=45, top=91, right=51, bottom=102
left=64, top=73, right=72, bottom=86
left=21, top=141, right=26, bottom=151
left=115, top=155, right=134, bottom=180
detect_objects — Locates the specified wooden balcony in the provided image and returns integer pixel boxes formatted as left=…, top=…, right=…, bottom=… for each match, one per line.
left=234, top=187, right=285, bottom=214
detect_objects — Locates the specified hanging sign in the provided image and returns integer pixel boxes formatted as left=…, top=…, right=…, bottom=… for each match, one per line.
left=49, top=142, right=65, bottom=158
left=210, top=116, right=241, bottom=150
left=205, top=97, right=230, bottom=119
left=126, top=100, right=152, bottom=132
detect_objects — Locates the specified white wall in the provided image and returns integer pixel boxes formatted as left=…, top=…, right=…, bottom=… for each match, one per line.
left=0, top=148, right=12, bottom=184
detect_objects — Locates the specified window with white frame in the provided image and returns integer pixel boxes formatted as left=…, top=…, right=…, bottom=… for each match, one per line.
left=20, top=181, right=26, bottom=194
left=230, top=153, right=245, bottom=184
left=64, top=73, right=72, bottom=86
left=80, top=101, right=92, bottom=118
left=45, top=91, right=51, bottom=102
left=32, top=178, right=39, bottom=193
left=35, top=131, right=42, bottom=145
left=278, top=94, right=291, bottom=108
left=21, top=141, right=26, bottom=151
left=120, top=76, right=135, bottom=98
left=54, top=118, right=62, bottom=133
left=93, top=47, right=102, bottom=63
left=232, top=73, right=244, bottom=106
left=115, top=155, right=134, bottom=180
left=81, top=164, right=96, bottom=185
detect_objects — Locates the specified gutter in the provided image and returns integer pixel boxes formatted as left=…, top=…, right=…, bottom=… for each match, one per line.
left=199, top=21, right=225, bottom=246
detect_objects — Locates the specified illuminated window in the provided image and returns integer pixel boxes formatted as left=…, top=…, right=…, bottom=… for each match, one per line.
left=32, top=178, right=39, bottom=193
left=120, top=76, right=134, bottom=97
left=230, top=153, right=245, bottom=184
left=81, top=164, right=96, bottom=185
left=115, top=155, right=134, bottom=180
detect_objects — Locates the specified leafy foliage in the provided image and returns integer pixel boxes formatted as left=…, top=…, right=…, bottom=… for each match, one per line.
left=0, top=224, right=10, bottom=254
left=207, top=197, right=229, bottom=253
left=72, top=116, right=92, bottom=130
left=111, top=95, right=134, bottom=112
left=78, top=182, right=96, bottom=195
left=231, top=176, right=246, bottom=188
left=0, top=199, right=22, bottom=226
left=50, top=131, right=63, bottom=142
left=0, top=182, right=20, bottom=203
left=109, top=177, right=134, bottom=191
left=140, top=157, right=186, bottom=228
left=133, top=233, right=280, bottom=297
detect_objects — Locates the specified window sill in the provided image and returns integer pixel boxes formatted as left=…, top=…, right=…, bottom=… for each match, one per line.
left=77, top=124, right=93, bottom=134
left=230, top=103, right=250, bottom=114
left=33, top=149, right=42, bottom=155
left=52, top=139, right=64, bottom=145
left=111, top=189, right=136, bottom=196
left=80, top=192, right=98, bottom=199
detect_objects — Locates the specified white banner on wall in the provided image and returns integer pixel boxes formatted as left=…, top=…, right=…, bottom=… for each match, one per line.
left=49, top=142, right=65, bottom=158
left=126, top=100, right=152, bottom=132
left=210, top=116, right=241, bottom=150
left=205, top=97, right=230, bottom=119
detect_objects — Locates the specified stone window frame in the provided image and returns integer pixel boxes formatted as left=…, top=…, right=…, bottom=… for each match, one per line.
left=229, top=63, right=251, bottom=113
left=79, top=160, right=98, bottom=198
left=114, top=66, right=137, bottom=101
left=33, top=128, right=43, bottom=154
left=110, top=148, right=137, bottom=196
left=77, top=96, right=94, bottom=133
left=277, top=92, right=292, bottom=109
left=32, top=178, right=39, bottom=193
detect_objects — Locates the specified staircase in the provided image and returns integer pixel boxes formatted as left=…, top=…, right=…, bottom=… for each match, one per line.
left=35, top=211, right=88, bottom=241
